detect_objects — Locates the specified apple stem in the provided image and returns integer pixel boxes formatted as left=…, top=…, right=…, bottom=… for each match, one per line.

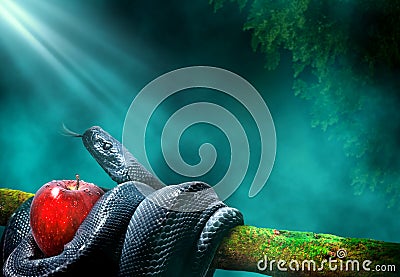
left=75, top=174, right=80, bottom=189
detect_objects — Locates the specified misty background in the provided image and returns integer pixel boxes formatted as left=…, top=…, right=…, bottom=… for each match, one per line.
left=0, top=1, right=398, bottom=276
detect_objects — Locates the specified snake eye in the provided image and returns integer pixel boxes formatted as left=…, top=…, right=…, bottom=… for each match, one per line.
left=102, top=142, right=112, bottom=150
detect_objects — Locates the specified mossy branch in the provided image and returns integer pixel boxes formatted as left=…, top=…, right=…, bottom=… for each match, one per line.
left=0, top=188, right=34, bottom=226
left=1, top=188, right=399, bottom=276
left=213, top=226, right=399, bottom=276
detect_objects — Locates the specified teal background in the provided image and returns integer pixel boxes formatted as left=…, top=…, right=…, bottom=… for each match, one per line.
left=0, top=1, right=398, bottom=276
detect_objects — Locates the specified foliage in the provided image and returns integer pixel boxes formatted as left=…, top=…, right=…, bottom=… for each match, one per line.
left=213, top=225, right=400, bottom=276
left=210, top=0, right=400, bottom=207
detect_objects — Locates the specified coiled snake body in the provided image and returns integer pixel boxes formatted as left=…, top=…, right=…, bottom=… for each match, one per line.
left=1, top=126, right=243, bottom=276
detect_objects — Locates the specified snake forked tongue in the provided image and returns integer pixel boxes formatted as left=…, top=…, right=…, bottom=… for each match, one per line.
left=81, top=126, right=164, bottom=190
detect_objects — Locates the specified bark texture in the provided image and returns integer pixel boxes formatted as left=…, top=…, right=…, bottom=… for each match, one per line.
left=1, top=188, right=399, bottom=276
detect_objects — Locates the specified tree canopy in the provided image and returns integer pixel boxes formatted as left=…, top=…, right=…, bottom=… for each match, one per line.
left=211, top=0, right=400, bottom=208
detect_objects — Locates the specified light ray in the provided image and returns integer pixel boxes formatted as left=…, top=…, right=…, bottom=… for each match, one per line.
left=0, top=1, right=69, bottom=78
left=0, top=0, right=140, bottom=115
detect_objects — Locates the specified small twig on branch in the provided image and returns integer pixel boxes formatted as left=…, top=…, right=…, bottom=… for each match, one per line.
left=1, top=188, right=399, bottom=276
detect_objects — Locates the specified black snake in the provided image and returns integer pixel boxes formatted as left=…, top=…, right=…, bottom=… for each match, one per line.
left=1, top=126, right=244, bottom=276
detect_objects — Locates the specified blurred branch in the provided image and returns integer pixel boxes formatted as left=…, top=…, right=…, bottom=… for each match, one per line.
left=0, top=188, right=34, bottom=226
left=1, top=188, right=399, bottom=276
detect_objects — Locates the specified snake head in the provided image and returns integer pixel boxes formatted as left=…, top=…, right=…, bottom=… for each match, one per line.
left=81, top=126, right=164, bottom=190
left=82, top=126, right=129, bottom=183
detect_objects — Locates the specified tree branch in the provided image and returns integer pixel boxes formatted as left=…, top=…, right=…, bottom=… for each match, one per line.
left=1, top=188, right=399, bottom=276
left=0, top=188, right=34, bottom=226
left=212, top=226, right=399, bottom=276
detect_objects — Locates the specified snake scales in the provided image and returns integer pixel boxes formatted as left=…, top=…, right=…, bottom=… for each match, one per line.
left=1, top=126, right=243, bottom=276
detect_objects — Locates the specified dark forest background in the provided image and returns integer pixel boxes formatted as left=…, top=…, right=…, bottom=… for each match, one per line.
left=0, top=1, right=399, bottom=276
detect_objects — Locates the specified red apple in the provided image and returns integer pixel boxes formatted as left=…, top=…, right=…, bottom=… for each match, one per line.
left=30, top=175, right=104, bottom=256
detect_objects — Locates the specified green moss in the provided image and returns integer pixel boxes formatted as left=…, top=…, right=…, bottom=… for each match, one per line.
left=214, top=225, right=400, bottom=276
left=1, top=189, right=399, bottom=276
left=0, top=188, right=34, bottom=226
